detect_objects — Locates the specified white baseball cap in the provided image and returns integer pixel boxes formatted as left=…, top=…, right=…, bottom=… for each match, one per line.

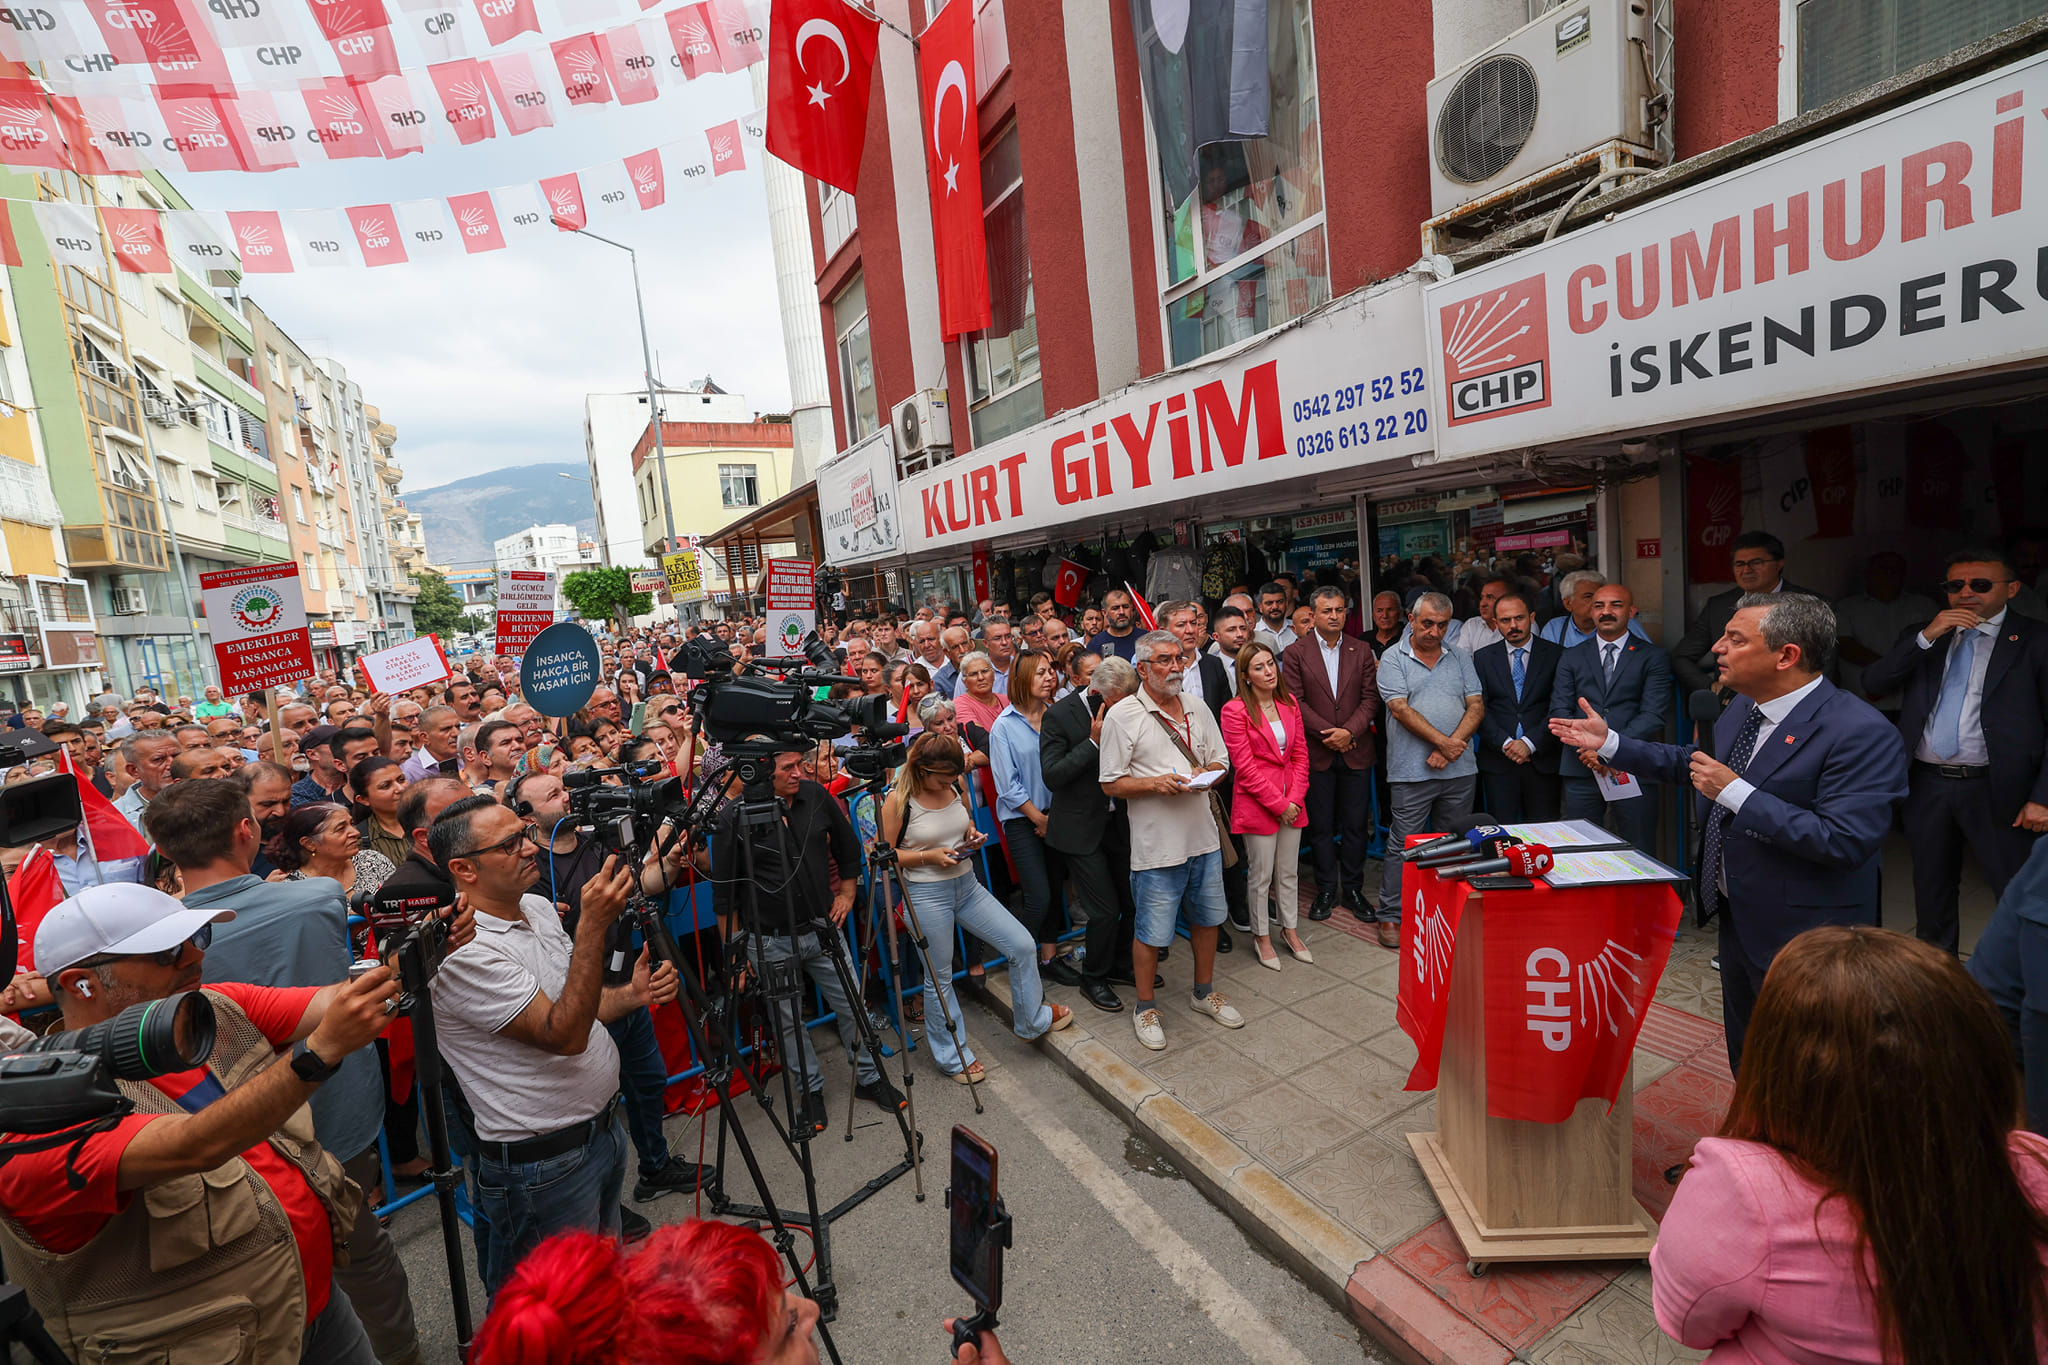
left=34, top=883, right=235, bottom=976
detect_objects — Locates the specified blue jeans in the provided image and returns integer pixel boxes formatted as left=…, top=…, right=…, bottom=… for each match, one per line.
left=739, top=930, right=882, bottom=1093
left=901, top=873, right=1054, bottom=1076
left=472, top=1109, right=626, bottom=1297
left=606, top=1006, right=672, bottom=1175
left=1131, top=850, right=1227, bottom=948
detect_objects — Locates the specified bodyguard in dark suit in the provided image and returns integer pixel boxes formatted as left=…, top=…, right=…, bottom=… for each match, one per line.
left=1551, top=583, right=1671, bottom=851
left=1041, top=661, right=1139, bottom=1013
left=1281, top=588, right=1380, bottom=920
left=1860, top=548, right=2048, bottom=952
left=1670, top=531, right=1823, bottom=695
left=1552, top=592, right=1908, bottom=1071
left=1473, top=593, right=1563, bottom=822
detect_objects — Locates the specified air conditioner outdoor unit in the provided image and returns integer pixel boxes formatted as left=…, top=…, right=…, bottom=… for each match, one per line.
left=893, top=389, right=952, bottom=468
left=143, top=398, right=179, bottom=428
left=1426, top=0, right=1655, bottom=216
left=110, top=582, right=147, bottom=615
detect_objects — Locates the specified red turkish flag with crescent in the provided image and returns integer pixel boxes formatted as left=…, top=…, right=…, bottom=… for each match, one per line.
left=56, top=750, right=150, bottom=862
left=917, top=0, right=989, bottom=337
left=765, top=0, right=878, bottom=195
left=1052, top=559, right=1089, bottom=609
left=228, top=210, right=293, bottom=272
left=101, top=207, right=169, bottom=273
left=448, top=191, right=505, bottom=253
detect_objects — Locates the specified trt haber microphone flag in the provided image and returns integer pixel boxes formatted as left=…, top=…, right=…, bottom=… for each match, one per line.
left=429, top=58, right=497, bottom=144
left=228, top=210, right=294, bottom=272
left=917, top=0, right=990, bottom=337
left=540, top=171, right=586, bottom=228
left=101, top=207, right=169, bottom=273
left=624, top=147, right=665, bottom=209
left=472, top=0, right=541, bottom=47
left=447, top=190, right=506, bottom=253
left=765, top=0, right=878, bottom=196
left=552, top=32, right=613, bottom=104
left=348, top=203, right=408, bottom=266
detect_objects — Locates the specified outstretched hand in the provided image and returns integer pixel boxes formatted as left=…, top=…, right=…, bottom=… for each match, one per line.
left=1548, top=698, right=1612, bottom=753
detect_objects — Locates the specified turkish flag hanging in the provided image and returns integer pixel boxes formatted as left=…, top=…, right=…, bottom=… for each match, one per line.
left=917, top=0, right=990, bottom=337
left=101, top=207, right=170, bottom=273
left=540, top=172, right=586, bottom=229
left=347, top=203, right=408, bottom=267
left=8, top=847, right=65, bottom=974
left=1052, top=559, right=1089, bottom=609
left=624, top=148, right=665, bottom=209
left=764, top=0, right=877, bottom=196
left=551, top=33, right=613, bottom=105
left=471, top=0, right=539, bottom=46
left=57, top=751, right=150, bottom=862
left=228, top=210, right=292, bottom=271
left=429, top=59, right=497, bottom=144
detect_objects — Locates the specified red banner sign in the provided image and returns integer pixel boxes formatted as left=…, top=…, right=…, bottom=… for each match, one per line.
left=1686, top=455, right=1741, bottom=584
left=1398, top=862, right=1683, bottom=1123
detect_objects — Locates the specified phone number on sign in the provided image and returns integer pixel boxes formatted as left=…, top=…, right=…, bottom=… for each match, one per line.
left=1291, top=367, right=1429, bottom=458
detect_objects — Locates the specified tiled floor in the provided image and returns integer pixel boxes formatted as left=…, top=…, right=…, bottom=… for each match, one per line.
left=1052, top=870, right=1736, bottom=1364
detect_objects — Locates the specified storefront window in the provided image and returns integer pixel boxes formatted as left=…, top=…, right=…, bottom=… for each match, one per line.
left=833, top=274, right=879, bottom=444
left=967, top=126, right=1043, bottom=446
left=1798, top=0, right=2047, bottom=111
left=1130, top=0, right=1326, bottom=364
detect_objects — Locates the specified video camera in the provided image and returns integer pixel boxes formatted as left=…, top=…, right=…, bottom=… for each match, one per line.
left=0, top=991, right=216, bottom=1139
left=366, top=887, right=456, bottom=997
left=671, top=632, right=909, bottom=782
left=564, top=759, right=687, bottom=856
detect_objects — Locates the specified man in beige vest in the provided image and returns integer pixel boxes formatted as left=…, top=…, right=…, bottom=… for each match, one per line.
left=0, top=884, right=407, bottom=1364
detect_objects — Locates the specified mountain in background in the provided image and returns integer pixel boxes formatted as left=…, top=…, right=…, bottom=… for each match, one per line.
left=402, top=462, right=599, bottom=574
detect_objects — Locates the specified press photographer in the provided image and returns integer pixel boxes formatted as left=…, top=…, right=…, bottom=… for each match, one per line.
left=425, top=797, right=682, bottom=1294
left=0, top=883, right=402, bottom=1365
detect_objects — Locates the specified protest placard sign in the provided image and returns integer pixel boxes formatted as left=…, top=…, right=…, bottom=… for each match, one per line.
left=199, top=562, right=313, bottom=693
left=495, top=570, right=556, bottom=655
left=359, top=634, right=452, bottom=694
left=764, top=557, right=816, bottom=655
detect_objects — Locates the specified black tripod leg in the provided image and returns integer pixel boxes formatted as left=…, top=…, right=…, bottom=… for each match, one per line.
left=399, top=942, right=476, bottom=1355
left=872, top=859, right=926, bottom=1199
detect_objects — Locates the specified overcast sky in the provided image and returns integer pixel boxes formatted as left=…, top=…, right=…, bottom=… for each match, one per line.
left=209, top=67, right=794, bottom=494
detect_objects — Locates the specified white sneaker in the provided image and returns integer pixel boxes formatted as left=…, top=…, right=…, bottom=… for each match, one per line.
left=1190, top=992, right=1245, bottom=1029
left=1133, top=1007, right=1167, bottom=1051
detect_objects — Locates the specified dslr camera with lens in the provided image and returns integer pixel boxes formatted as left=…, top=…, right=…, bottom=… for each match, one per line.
left=0, top=991, right=217, bottom=1140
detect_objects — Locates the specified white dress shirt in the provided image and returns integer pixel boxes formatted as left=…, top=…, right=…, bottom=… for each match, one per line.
left=1598, top=674, right=1826, bottom=815
left=1911, top=608, right=2003, bottom=766
left=1207, top=641, right=1237, bottom=691
left=1181, top=657, right=1205, bottom=703
left=1459, top=619, right=1505, bottom=654
left=1317, top=631, right=1344, bottom=697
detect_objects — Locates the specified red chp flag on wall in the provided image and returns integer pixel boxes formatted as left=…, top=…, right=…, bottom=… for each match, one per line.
left=765, top=0, right=878, bottom=195
left=1686, top=455, right=1740, bottom=584
left=918, top=0, right=989, bottom=337
left=101, top=207, right=169, bottom=273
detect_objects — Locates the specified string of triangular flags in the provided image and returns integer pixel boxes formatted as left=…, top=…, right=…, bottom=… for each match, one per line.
left=0, top=106, right=763, bottom=273
left=0, top=0, right=770, bottom=178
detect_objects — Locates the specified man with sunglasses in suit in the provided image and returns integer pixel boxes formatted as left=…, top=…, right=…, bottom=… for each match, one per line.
left=1863, top=548, right=2048, bottom=952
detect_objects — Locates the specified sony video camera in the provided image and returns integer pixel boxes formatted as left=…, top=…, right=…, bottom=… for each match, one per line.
left=564, top=759, right=687, bottom=857
left=366, top=885, right=457, bottom=998
left=671, top=632, right=909, bottom=778
left=0, top=991, right=216, bottom=1138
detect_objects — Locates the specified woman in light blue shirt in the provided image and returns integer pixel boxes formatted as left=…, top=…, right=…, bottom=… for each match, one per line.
left=989, top=650, right=1077, bottom=987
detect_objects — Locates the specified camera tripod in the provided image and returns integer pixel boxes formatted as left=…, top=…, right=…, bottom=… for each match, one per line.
left=694, top=752, right=924, bottom=1321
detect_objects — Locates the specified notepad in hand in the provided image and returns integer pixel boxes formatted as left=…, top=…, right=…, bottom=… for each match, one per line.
left=1182, top=768, right=1225, bottom=791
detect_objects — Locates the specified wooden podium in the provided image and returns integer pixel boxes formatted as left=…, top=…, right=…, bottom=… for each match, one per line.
left=1406, top=888, right=1660, bottom=1270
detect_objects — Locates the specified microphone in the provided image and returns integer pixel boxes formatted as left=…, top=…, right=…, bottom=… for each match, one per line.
left=1438, top=844, right=1554, bottom=880
left=1414, top=833, right=1523, bottom=868
left=1687, top=690, right=1721, bottom=762
left=1395, top=816, right=1501, bottom=862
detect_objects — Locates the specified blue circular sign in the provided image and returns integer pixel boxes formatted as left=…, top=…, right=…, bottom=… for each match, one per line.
left=520, top=623, right=601, bottom=717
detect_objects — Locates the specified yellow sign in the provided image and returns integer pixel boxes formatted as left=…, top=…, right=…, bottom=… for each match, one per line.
left=663, top=550, right=702, bottom=595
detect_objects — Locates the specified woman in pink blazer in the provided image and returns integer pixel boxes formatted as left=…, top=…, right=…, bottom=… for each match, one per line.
left=1653, top=926, right=2048, bottom=1364
left=1220, top=641, right=1312, bottom=970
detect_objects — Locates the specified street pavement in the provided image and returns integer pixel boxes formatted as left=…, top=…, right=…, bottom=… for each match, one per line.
left=384, top=985, right=1384, bottom=1365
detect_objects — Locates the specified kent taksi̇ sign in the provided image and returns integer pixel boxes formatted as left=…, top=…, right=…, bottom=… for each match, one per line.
left=898, top=277, right=1431, bottom=554
left=1426, top=48, right=2048, bottom=458
left=199, top=562, right=313, bottom=693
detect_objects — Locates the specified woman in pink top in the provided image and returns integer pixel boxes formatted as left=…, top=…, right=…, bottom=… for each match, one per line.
left=1219, top=640, right=1311, bottom=970
left=1653, top=926, right=2048, bottom=1364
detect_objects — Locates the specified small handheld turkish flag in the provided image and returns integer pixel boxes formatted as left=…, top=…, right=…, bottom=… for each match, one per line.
left=765, top=0, right=879, bottom=195
left=1053, top=559, right=1089, bottom=609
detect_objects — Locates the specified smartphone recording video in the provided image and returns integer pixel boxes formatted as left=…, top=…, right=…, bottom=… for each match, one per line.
left=949, top=1125, right=1003, bottom=1312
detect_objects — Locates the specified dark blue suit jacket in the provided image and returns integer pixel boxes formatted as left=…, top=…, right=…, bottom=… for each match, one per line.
left=1860, top=610, right=2048, bottom=821
left=1552, top=634, right=1672, bottom=778
left=1474, top=638, right=1563, bottom=774
left=1611, top=677, right=1908, bottom=970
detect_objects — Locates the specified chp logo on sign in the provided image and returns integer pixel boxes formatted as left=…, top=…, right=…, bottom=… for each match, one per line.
left=1440, top=273, right=1552, bottom=426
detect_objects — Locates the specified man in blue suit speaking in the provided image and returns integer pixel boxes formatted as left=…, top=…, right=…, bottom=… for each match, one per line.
left=1550, top=593, right=1907, bottom=1071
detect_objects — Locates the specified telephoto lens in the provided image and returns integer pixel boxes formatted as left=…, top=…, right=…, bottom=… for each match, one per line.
left=28, top=989, right=217, bottom=1079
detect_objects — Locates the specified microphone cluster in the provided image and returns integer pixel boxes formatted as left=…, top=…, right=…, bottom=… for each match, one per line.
left=1435, top=844, right=1554, bottom=880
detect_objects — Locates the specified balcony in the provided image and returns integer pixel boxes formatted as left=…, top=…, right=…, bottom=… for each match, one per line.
left=190, top=346, right=267, bottom=415
left=376, top=459, right=403, bottom=485
left=220, top=508, right=291, bottom=550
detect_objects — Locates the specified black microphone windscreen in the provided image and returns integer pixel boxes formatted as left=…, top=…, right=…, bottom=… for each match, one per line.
left=1686, top=690, right=1721, bottom=724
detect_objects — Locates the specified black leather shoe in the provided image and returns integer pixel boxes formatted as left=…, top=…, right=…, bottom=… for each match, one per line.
left=619, top=1206, right=653, bottom=1244
left=1081, top=979, right=1124, bottom=1012
left=1306, top=890, right=1336, bottom=921
left=633, top=1159, right=716, bottom=1202
left=1215, top=927, right=1233, bottom=953
left=1107, top=970, right=1165, bottom=989
left=1341, top=888, right=1369, bottom=918
left=1039, top=956, right=1084, bottom=988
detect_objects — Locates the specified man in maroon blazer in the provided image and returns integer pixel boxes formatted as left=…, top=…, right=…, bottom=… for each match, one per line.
left=1282, top=587, right=1380, bottom=921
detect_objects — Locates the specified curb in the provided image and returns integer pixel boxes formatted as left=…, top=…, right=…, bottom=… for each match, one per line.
left=976, top=974, right=1385, bottom=1325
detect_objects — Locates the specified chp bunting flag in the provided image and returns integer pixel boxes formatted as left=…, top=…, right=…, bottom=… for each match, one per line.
left=101, top=207, right=170, bottom=273
left=472, top=0, right=541, bottom=47
left=447, top=190, right=506, bottom=252
left=917, top=0, right=990, bottom=336
left=429, top=58, right=497, bottom=143
left=540, top=171, right=586, bottom=228
left=6, top=846, right=64, bottom=974
left=708, top=0, right=764, bottom=71
left=484, top=51, right=556, bottom=135
left=230, top=88, right=300, bottom=170
left=152, top=89, right=250, bottom=173
left=363, top=72, right=428, bottom=157
left=32, top=201, right=101, bottom=270
left=347, top=203, right=407, bottom=266
left=597, top=19, right=660, bottom=105
left=624, top=147, right=665, bottom=209
left=706, top=118, right=743, bottom=175
left=396, top=198, right=461, bottom=257
left=289, top=207, right=356, bottom=266
left=306, top=78, right=384, bottom=160
left=228, top=210, right=294, bottom=271
left=0, top=88, right=71, bottom=172
left=304, top=0, right=401, bottom=81
left=764, top=0, right=878, bottom=195
left=551, top=33, right=613, bottom=104
left=667, top=4, right=723, bottom=81
left=90, top=0, right=233, bottom=91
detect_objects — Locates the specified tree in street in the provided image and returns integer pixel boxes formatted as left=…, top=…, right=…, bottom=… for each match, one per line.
left=560, top=567, right=654, bottom=624
left=414, top=569, right=484, bottom=639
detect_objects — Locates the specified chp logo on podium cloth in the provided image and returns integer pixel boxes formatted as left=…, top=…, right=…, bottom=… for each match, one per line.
left=1440, top=273, right=1552, bottom=427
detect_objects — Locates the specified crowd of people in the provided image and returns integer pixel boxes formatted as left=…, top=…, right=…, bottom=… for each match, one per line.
left=6, top=523, right=2048, bottom=1363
